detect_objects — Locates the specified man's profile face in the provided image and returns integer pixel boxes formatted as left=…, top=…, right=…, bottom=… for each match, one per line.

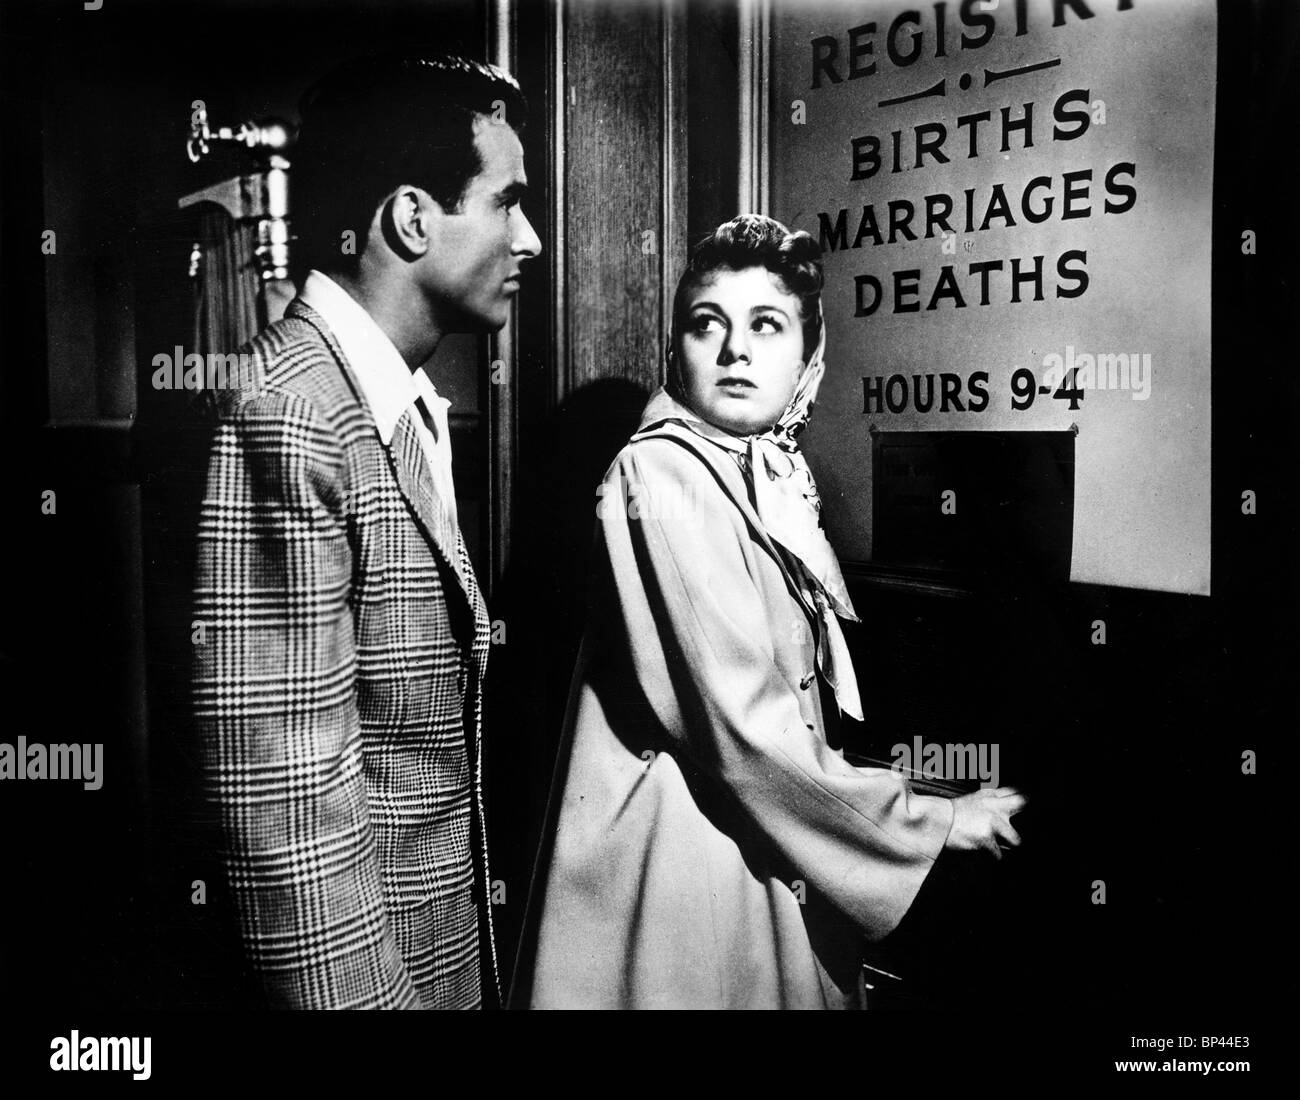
left=422, top=115, right=541, bottom=332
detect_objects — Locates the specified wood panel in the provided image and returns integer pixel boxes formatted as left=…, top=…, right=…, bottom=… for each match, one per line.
left=686, top=0, right=741, bottom=246
left=563, top=0, right=684, bottom=396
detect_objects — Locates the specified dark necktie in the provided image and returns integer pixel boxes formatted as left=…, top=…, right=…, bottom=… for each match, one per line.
left=413, top=394, right=440, bottom=442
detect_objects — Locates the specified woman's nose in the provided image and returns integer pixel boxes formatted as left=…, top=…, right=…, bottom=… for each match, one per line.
left=720, top=329, right=751, bottom=365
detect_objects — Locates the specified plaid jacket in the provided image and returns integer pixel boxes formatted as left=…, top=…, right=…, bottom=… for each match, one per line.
left=190, top=299, right=498, bottom=1009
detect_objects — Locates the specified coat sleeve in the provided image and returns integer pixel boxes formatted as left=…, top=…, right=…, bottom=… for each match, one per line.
left=600, top=437, right=955, bottom=940
left=191, top=388, right=421, bottom=1009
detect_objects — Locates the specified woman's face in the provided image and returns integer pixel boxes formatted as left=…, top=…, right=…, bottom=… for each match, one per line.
left=675, top=266, right=807, bottom=436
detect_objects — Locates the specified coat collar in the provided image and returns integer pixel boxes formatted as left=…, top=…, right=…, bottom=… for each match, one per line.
left=630, top=388, right=819, bottom=626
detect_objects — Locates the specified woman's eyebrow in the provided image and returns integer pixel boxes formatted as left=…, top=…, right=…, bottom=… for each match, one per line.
left=687, top=301, right=792, bottom=322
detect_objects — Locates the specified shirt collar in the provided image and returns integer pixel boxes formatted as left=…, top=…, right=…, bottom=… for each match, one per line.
left=299, top=270, right=449, bottom=443
left=411, top=363, right=451, bottom=420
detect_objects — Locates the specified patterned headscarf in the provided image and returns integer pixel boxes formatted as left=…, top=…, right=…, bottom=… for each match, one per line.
left=651, top=302, right=864, bottom=721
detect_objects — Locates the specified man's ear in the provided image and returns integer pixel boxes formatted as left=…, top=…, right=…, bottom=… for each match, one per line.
left=379, top=185, right=436, bottom=262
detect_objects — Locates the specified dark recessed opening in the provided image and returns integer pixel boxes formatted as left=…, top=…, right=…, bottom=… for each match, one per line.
left=872, top=430, right=1075, bottom=582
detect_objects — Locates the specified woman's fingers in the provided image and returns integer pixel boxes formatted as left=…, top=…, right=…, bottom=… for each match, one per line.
left=995, top=818, right=1022, bottom=848
left=989, top=788, right=1027, bottom=816
left=947, top=790, right=1026, bottom=856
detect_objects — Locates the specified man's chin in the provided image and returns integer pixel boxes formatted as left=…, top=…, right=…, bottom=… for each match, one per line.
left=473, top=301, right=512, bottom=332
left=444, top=308, right=510, bottom=336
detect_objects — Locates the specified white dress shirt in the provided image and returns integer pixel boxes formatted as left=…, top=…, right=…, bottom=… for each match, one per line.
left=299, top=270, right=458, bottom=529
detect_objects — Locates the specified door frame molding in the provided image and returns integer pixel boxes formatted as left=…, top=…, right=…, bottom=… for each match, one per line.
left=738, top=0, right=772, bottom=216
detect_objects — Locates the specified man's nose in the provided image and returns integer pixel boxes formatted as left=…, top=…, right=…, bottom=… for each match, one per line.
left=512, top=208, right=543, bottom=259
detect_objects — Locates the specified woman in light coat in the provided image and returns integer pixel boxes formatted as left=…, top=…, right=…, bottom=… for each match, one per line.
left=513, top=215, right=1024, bottom=1009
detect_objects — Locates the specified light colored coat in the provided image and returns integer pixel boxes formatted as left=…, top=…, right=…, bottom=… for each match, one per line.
left=514, top=398, right=955, bottom=1009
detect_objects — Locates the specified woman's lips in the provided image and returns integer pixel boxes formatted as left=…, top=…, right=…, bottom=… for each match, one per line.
left=717, top=377, right=755, bottom=389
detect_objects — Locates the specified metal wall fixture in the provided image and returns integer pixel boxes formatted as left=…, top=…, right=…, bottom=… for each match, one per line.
left=181, top=102, right=296, bottom=282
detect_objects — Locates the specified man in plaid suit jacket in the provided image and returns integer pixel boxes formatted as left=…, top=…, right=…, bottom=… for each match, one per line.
left=190, top=55, right=541, bottom=1009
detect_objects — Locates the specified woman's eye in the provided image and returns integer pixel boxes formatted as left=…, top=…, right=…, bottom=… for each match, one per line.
left=689, top=315, right=721, bottom=334
left=753, top=316, right=783, bottom=333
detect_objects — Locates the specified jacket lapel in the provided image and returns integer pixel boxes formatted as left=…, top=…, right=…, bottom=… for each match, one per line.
left=285, top=298, right=485, bottom=622
left=384, top=408, right=478, bottom=609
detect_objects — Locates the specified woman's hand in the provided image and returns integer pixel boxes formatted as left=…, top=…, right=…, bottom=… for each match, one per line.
left=945, top=787, right=1026, bottom=858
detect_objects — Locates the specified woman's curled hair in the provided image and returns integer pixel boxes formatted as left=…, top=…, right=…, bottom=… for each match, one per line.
left=672, top=214, right=825, bottom=358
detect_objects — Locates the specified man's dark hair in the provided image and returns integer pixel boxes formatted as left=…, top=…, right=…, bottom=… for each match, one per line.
left=291, top=53, right=527, bottom=278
